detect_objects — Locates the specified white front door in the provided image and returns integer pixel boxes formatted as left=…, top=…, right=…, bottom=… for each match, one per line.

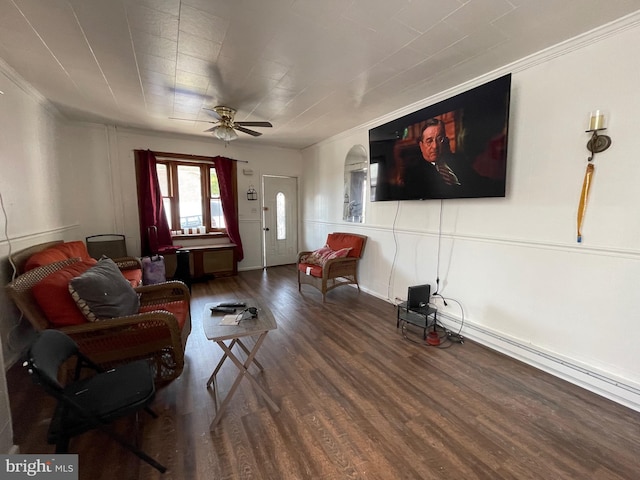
left=262, top=176, right=298, bottom=267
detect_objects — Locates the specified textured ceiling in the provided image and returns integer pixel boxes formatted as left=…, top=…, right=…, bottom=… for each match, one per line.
left=1, top=0, right=639, bottom=149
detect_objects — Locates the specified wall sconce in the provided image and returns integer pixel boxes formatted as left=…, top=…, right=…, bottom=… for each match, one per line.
left=247, top=186, right=257, bottom=201
left=586, top=110, right=612, bottom=161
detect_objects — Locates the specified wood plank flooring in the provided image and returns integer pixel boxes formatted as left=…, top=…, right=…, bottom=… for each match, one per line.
left=7, top=265, right=640, bottom=479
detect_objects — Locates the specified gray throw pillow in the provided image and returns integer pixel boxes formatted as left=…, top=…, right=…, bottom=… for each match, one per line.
left=69, top=257, right=140, bottom=321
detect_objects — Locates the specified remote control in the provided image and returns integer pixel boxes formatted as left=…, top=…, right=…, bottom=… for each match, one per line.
left=210, top=306, right=236, bottom=314
left=217, top=301, right=247, bottom=308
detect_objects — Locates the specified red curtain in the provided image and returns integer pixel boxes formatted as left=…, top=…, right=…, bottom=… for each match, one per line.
left=134, top=150, right=175, bottom=256
left=213, top=156, right=244, bottom=261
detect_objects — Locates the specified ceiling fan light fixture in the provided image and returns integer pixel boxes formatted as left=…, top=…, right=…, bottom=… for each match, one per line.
left=214, top=125, right=238, bottom=142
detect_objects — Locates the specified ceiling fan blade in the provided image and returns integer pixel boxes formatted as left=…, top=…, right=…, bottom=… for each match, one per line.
left=169, top=117, right=217, bottom=124
left=234, top=125, right=262, bottom=137
left=202, top=107, right=222, bottom=121
left=235, top=121, right=273, bottom=128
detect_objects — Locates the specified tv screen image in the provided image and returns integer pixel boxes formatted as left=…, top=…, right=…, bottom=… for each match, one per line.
left=369, top=74, right=511, bottom=201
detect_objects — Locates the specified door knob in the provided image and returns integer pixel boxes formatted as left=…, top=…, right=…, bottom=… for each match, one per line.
left=263, top=227, right=270, bottom=231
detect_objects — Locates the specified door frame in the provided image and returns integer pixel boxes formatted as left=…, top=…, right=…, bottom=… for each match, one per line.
left=261, top=175, right=299, bottom=267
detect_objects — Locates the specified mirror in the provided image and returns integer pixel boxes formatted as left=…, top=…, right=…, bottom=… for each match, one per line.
left=343, top=145, right=368, bottom=223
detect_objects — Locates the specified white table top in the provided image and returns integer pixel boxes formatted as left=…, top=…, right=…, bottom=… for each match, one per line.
left=203, top=298, right=277, bottom=342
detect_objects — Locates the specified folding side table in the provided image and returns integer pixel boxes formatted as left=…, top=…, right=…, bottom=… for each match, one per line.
left=203, top=299, right=279, bottom=429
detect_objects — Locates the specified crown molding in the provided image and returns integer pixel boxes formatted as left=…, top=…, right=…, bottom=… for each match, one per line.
left=0, top=56, right=63, bottom=119
left=312, top=10, right=640, bottom=151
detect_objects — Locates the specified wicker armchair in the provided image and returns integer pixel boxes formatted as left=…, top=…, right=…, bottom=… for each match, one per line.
left=6, top=258, right=191, bottom=385
left=297, top=232, right=367, bottom=301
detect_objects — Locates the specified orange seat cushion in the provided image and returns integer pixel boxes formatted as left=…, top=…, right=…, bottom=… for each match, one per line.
left=32, top=260, right=97, bottom=327
left=298, top=262, right=323, bottom=278
left=122, top=268, right=143, bottom=287
left=327, top=233, right=364, bottom=258
left=139, top=300, right=189, bottom=330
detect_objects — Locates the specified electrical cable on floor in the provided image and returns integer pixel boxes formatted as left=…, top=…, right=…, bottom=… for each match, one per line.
left=431, top=294, right=465, bottom=343
left=400, top=320, right=454, bottom=349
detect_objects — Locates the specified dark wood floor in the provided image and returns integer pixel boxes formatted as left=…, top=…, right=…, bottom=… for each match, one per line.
left=7, top=265, right=640, bottom=479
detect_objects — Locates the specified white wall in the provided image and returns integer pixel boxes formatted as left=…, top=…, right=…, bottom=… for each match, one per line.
left=0, top=84, right=301, bottom=363
left=106, top=127, right=302, bottom=269
left=300, top=19, right=640, bottom=411
left=0, top=64, right=302, bottom=453
left=0, top=61, right=74, bottom=453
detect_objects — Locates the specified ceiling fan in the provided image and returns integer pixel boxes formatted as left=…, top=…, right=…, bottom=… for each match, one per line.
left=170, top=106, right=272, bottom=142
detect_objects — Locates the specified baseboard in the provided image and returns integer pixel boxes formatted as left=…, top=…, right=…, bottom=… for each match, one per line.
left=435, top=312, right=640, bottom=413
left=361, top=287, right=640, bottom=412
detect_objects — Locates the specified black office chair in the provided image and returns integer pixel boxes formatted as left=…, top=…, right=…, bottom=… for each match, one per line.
left=24, top=329, right=166, bottom=473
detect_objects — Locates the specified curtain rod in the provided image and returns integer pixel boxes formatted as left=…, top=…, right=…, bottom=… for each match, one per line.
left=150, top=150, right=249, bottom=163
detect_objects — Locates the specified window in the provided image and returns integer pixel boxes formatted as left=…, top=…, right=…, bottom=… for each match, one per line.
left=276, top=192, right=286, bottom=240
left=156, top=159, right=226, bottom=234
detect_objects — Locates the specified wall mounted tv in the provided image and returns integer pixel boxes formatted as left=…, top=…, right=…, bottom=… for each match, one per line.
left=369, top=74, right=511, bottom=201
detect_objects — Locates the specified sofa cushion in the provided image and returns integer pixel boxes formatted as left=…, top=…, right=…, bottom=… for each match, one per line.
left=139, top=300, right=189, bottom=330
left=32, top=260, right=97, bottom=327
left=121, top=268, right=143, bottom=288
left=51, top=241, right=92, bottom=261
left=24, top=241, right=93, bottom=271
left=25, top=249, right=70, bottom=272
left=69, top=258, right=140, bottom=321
left=327, top=233, right=365, bottom=258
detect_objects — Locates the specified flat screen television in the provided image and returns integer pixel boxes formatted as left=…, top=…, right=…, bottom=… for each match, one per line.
left=369, top=74, right=511, bottom=201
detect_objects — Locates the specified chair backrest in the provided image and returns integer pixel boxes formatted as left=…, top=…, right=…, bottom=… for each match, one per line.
left=326, top=233, right=367, bottom=258
left=10, top=240, right=64, bottom=275
left=86, top=234, right=128, bottom=259
left=6, top=258, right=81, bottom=331
left=26, top=330, right=79, bottom=390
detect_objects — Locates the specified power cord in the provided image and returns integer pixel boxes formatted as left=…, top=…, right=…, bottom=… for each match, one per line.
left=432, top=199, right=444, bottom=298
left=1, top=190, right=23, bottom=352
left=387, top=201, right=401, bottom=302
left=0, top=191, right=18, bottom=280
left=399, top=321, right=453, bottom=349
left=430, top=293, right=465, bottom=343
left=427, top=200, right=465, bottom=344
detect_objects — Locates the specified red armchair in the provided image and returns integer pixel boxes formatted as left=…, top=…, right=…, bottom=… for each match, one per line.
left=297, top=232, right=367, bottom=301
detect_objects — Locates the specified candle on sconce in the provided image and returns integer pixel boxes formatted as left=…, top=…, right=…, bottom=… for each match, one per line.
left=589, top=110, right=605, bottom=131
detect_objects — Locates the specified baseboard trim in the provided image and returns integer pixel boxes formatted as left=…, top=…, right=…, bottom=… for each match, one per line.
left=361, top=287, right=640, bottom=413
left=436, top=312, right=640, bottom=413
left=0, top=224, right=79, bottom=249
